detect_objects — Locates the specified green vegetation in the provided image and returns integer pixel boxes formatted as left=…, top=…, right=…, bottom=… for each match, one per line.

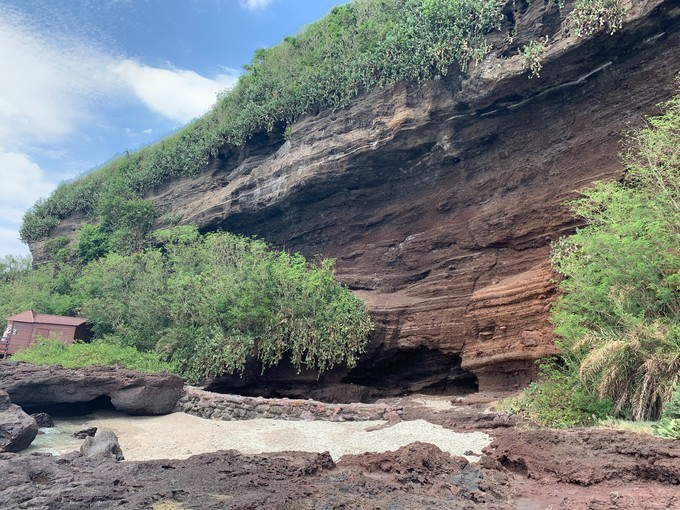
left=571, top=0, right=624, bottom=37
left=0, top=255, right=32, bottom=284
left=519, top=37, right=547, bottom=79
left=511, top=95, right=679, bottom=427
left=498, top=358, right=614, bottom=428
left=0, top=262, right=81, bottom=327
left=653, top=385, right=680, bottom=438
left=1, top=229, right=372, bottom=382
left=20, top=1, right=630, bottom=249
left=11, top=339, right=173, bottom=374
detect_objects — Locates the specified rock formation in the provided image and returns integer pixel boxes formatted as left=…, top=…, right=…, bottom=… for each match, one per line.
left=80, top=430, right=124, bottom=461
left=0, top=427, right=678, bottom=509
left=31, top=0, right=680, bottom=394
left=0, top=364, right=184, bottom=415
left=0, top=390, right=37, bottom=453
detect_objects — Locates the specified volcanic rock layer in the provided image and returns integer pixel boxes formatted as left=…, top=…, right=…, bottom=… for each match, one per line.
left=32, top=0, right=680, bottom=396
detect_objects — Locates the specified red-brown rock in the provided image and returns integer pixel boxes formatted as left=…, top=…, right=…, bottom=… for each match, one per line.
left=29, top=0, right=680, bottom=393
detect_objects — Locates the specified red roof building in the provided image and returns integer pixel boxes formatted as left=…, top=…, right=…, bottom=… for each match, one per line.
left=0, top=310, right=91, bottom=358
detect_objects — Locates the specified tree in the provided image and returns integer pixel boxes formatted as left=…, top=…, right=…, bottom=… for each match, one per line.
left=551, top=95, right=679, bottom=420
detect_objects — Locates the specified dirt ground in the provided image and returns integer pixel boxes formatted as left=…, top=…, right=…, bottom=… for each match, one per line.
left=2, top=394, right=679, bottom=509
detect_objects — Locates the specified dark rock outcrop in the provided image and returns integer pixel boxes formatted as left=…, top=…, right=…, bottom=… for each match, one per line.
left=0, top=364, right=184, bottom=415
left=80, top=430, right=124, bottom=461
left=30, top=412, right=54, bottom=428
left=74, top=427, right=97, bottom=439
left=0, top=390, right=38, bottom=453
left=30, top=0, right=680, bottom=394
left=1, top=430, right=678, bottom=509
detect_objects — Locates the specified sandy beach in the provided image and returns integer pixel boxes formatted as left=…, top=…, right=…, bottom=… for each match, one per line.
left=25, top=410, right=491, bottom=462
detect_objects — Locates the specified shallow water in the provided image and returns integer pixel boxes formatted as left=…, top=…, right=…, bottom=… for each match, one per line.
left=22, top=415, right=95, bottom=456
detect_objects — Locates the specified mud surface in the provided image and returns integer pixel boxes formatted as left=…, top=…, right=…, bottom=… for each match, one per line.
left=2, top=397, right=679, bottom=509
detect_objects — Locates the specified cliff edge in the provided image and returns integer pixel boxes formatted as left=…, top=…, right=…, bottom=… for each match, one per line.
left=32, top=0, right=680, bottom=398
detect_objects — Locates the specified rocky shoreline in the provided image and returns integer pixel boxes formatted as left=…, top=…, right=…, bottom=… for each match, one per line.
left=1, top=364, right=679, bottom=509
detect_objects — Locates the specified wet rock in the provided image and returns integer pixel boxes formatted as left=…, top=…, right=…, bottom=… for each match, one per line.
left=0, top=389, right=38, bottom=453
left=80, top=430, right=124, bottom=461
left=31, top=412, right=54, bottom=428
left=0, top=364, right=184, bottom=415
left=74, top=427, right=97, bottom=439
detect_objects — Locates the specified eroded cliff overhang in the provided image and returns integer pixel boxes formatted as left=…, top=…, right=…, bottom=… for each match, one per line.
left=34, top=0, right=680, bottom=393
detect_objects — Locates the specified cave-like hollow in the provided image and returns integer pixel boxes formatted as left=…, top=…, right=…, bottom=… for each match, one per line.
left=20, top=395, right=116, bottom=417
left=204, top=347, right=479, bottom=404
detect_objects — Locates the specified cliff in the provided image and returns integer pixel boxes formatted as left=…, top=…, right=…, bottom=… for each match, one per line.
left=32, top=0, right=679, bottom=399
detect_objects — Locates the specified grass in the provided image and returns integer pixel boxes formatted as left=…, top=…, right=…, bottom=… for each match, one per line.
left=11, top=339, right=176, bottom=374
left=596, top=418, right=656, bottom=435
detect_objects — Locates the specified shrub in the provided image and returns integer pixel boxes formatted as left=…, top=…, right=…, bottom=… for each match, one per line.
left=547, top=94, right=679, bottom=421
left=520, top=37, right=547, bottom=78
left=653, top=385, right=680, bottom=439
left=501, top=358, right=614, bottom=428
left=0, top=255, right=32, bottom=284
left=571, top=0, right=625, bottom=37
left=65, top=228, right=373, bottom=382
left=11, top=339, right=175, bottom=374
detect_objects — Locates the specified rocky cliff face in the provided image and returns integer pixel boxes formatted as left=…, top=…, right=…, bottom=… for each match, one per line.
left=33, top=0, right=679, bottom=399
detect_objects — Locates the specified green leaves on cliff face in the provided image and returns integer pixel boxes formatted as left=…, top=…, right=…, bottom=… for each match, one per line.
left=548, top=95, right=680, bottom=422
left=2, top=229, right=373, bottom=383
left=21, top=0, right=506, bottom=244
left=571, top=0, right=625, bottom=37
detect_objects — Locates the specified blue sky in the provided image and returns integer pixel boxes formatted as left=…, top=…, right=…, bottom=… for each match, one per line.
left=0, top=0, right=346, bottom=257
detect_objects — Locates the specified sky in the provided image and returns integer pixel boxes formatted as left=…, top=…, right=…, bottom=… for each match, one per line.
left=0, top=0, right=347, bottom=257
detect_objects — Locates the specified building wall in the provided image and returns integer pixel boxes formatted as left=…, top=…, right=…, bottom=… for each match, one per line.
left=7, top=322, right=77, bottom=355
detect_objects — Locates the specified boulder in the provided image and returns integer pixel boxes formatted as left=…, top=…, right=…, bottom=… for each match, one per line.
left=0, top=364, right=184, bottom=415
left=31, top=412, right=54, bottom=428
left=74, top=427, right=97, bottom=439
left=0, top=390, right=38, bottom=452
left=80, top=430, right=124, bottom=461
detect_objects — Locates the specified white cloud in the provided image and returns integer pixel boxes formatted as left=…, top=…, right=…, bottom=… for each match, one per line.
left=241, top=0, right=274, bottom=10
left=0, top=150, right=56, bottom=257
left=110, top=60, right=238, bottom=124
left=0, top=226, right=30, bottom=257
left=0, top=11, right=108, bottom=146
left=0, top=6, right=240, bottom=255
left=0, top=7, right=239, bottom=144
left=0, top=151, right=57, bottom=218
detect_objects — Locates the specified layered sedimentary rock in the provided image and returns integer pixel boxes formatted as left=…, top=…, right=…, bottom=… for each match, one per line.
left=32, top=0, right=679, bottom=394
